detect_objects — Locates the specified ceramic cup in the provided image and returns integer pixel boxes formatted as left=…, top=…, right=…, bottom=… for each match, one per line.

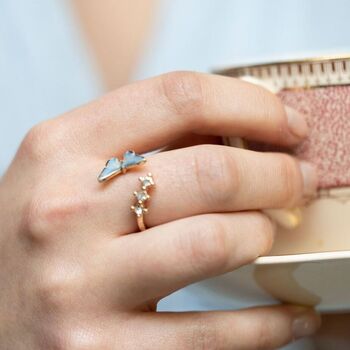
left=215, top=56, right=350, bottom=311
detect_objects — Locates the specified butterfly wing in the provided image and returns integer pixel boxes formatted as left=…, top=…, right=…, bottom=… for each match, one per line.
left=122, top=150, right=146, bottom=170
left=97, top=157, right=122, bottom=182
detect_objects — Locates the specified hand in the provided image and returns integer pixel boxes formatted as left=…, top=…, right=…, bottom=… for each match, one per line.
left=0, top=72, right=321, bottom=349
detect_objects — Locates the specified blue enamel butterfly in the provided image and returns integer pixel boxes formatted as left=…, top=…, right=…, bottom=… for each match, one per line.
left=98, top=150, right=146, bottom=182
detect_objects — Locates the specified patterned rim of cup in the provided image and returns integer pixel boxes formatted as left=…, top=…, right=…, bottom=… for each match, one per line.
left=216, top=54, right=350, bottom=91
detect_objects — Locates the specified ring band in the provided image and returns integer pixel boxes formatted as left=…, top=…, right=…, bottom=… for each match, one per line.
left=136, top=214, right=147, bottom=232
left=131, top=173, right=155, bottom=231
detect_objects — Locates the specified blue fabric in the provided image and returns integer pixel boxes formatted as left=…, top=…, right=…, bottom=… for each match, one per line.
left=135, top=0, right=350, bottom=79
left=0, top=0, right=103, bottom=173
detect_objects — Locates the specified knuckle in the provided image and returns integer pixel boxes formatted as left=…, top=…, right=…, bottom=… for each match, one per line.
left=192, top=145, right=238, bottom=208
left=43, top=327, right=104, bottom=350
left=60, top=329, right=105, bottom=350
left=190, top=316, right=219, bottom=350
left=160, top=71, right=205, bottom=123
left=23, top=192, right=88, bottom=243
left=19, top=121, right=57, bottom=161
left=22, top=194, right=50, bottom=243
left=40, top=330, right=70, bottom=350
left=277, top=154, right=301, bottom=207
left=35, top=264, right=83, bottom=312
left=251, top=213, right=275, bottom=255
left=252, top=84, right=283, bottom=126
left=183, top=216, right=230, bottom=276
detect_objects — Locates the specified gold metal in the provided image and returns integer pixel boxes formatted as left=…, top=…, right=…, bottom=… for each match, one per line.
left=131, top=173, right=155, bottom=231
left=136, top=214, right=147, bottom=231
left=216, top=54, right=350, bottom=92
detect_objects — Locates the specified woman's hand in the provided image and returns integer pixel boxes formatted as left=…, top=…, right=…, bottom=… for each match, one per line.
left=0, top=72, right=321, bottom=349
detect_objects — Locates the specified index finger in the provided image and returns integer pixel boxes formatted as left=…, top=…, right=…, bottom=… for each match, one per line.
left=55, top=71, right=308, bottom=156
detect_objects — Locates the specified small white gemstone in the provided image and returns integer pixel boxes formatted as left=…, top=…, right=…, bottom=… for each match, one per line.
left=133, top=205, right=144, bottom=216
left=142, top=180, right=151, bottom=188
left=140, top=175, right=154, bottom=189
left=135, top=191, right=148, bottom=202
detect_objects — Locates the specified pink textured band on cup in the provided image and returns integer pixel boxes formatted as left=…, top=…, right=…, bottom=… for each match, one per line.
left=218, top=57, right=350, bottom=256
left=217, top=56, right=350, bottom=189
left=279, top=86, right=350, bottom=189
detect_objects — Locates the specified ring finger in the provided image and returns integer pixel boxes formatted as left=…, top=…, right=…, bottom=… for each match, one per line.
left=96, top=144, right=318, bottom=234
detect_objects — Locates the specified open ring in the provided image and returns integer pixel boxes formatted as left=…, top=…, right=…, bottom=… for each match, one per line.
left=131, top=173, right=155, bottom=231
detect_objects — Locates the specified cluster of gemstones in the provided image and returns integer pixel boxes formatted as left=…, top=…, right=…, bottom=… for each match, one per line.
left=131, top=173, right=155, bottom=218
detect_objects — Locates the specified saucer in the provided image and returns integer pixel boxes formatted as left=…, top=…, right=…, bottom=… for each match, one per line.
left=254, top=251, right=350, bottom=312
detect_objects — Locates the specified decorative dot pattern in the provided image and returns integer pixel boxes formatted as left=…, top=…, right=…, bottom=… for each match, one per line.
left=278, top=86, right=350, bottom=189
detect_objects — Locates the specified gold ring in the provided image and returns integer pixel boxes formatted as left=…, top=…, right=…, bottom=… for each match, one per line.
left=131, top=173, right=155, bottom=231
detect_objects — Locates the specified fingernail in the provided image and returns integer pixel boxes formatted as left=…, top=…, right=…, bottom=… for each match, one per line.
left=265, top=208, right=302, bottom=229
left=285, top=106, right=309, bottom=139
left=299, top=161, right=318, bottom=198
left=292, top=308, right=321, bottom=339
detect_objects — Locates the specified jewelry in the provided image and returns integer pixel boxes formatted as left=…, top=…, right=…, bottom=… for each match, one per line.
left=98, top=150, right=146, bottom=183
left=131, top=173, right=155, bottom=231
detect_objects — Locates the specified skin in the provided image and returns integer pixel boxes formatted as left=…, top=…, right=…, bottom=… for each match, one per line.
left=0, top=71, right=322, bottom=349
left=71, top=0, right=158, bottom=89
left=71, top=1, right=350, bottom=344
